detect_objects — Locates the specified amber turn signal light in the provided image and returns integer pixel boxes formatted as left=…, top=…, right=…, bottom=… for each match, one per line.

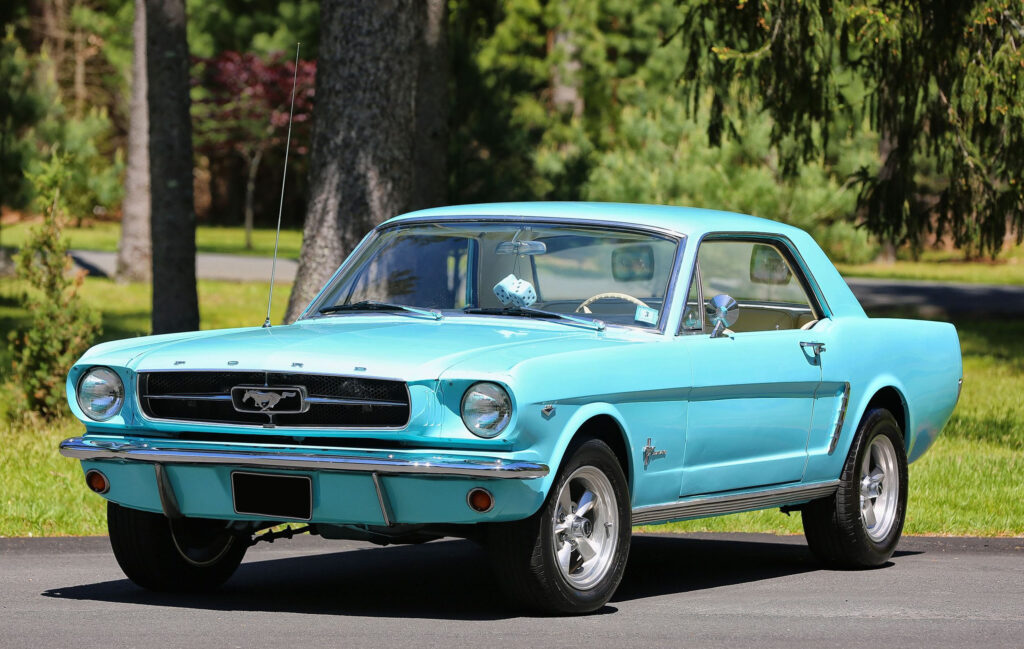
left=85, top=469, right=109, bottom=494
left=467, top=487, right=494, bottom=513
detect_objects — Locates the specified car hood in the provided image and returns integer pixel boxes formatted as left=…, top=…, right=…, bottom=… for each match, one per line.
left=117, top=316, right=629, bottom=381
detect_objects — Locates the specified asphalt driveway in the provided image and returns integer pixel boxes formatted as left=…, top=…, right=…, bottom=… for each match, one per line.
left=2, top=533, right=1021, bottom=648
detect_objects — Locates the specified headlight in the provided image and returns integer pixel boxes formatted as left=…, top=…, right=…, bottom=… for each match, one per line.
left=461, top=382, right=512, bottom=438
left=76, top=367, right=124, bottom=421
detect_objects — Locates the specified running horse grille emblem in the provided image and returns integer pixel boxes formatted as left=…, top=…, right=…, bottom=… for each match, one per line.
left=230, top=385, right=307, bottom=414
left=244, top=389, right=296, bottom=411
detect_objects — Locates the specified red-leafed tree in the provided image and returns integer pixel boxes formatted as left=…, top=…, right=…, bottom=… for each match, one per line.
left=193, top=51, right=315, bottom=249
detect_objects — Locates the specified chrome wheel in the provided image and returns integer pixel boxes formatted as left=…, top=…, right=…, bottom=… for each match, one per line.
left=860, top=434, right=900, bottom=542
left=551, top=465, right=618, bottom=590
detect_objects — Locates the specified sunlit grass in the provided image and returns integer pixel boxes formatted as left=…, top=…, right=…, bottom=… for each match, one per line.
left=837, top=244, right=1024, bottom=286
left=0, top=276, right=291, bottom=376
left=0, top=417, right=105, bottom=537
left=2, top=221, right=303, bottom=259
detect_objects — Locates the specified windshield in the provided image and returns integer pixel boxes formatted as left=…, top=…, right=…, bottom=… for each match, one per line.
left=307, top=221, right=681, bottom=330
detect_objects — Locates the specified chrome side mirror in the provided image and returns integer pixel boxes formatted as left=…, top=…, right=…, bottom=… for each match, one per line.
left=706, top=294, right=738, bottom=338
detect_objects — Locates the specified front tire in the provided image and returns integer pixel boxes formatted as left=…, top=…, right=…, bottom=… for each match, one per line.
left=485, top=438, right=631, bottom=614
left=107, top=501, right=248, bottom=591
left=802, top=408, right=908, bottom=567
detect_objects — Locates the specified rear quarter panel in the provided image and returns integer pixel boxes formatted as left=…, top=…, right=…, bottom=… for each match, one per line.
left=804, top=316, right=962, bottom=482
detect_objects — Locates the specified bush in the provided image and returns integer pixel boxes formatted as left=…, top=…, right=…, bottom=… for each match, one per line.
left=6, top=154, right=101, bottom=418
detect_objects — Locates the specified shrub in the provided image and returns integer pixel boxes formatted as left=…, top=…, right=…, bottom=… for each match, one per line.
left=6, top=153, right=101, bottom=418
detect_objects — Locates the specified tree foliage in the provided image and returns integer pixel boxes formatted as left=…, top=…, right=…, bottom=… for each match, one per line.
left=192, top=51, right=315, bottom=247
left=449, top=0, right=679, bottom=203
left=0, top=27, right=46, bottom=210
left=670, top=0, right=1024, bottom=256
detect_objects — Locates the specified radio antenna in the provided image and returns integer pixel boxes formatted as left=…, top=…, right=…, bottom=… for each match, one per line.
left=263, top=42, right=301, bottom=328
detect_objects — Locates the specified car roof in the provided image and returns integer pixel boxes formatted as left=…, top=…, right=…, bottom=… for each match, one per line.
left=384, top=201, right=803, bottom=239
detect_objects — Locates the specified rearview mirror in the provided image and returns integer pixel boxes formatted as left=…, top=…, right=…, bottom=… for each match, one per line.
left=612, top=245, right=655, bottom=282
left=496, top=240, right=547, bottom=255
left=749, top=244, right=792, bottom=285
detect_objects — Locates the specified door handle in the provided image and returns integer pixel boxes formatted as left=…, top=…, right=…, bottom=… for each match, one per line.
left=800, top=341, right=826, bottom=354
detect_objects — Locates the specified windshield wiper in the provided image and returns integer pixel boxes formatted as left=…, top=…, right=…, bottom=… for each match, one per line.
left=462, top=306, right=604, bottom=331
left=318, top=300, right=442, bottom=320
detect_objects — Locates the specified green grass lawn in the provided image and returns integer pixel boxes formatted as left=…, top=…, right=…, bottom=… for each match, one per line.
left=836, top=243, right=1024, bottom=286
left=0, top=276, right=291, bottom=376
left=0, top=275, right=1021, bottom=537
left=836, top=260, right=1024, bottom=286
left=1, top=221, right=303, bottom=259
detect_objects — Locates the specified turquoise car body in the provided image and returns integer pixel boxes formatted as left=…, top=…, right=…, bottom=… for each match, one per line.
left=61, top=202, right=963, bottom=529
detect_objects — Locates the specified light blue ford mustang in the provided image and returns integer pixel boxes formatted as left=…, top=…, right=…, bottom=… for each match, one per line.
left=61, top=202, right=962, bottom=613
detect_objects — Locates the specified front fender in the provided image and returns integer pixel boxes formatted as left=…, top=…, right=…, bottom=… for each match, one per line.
left=541, top=402, right=635, bottom=498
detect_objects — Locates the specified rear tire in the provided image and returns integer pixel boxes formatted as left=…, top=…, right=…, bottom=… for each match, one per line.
left=107, top=501, right=248, bottom=591
left=802, top=408, right=908, bottom=568
left=485, top=438, right=631, bottom=614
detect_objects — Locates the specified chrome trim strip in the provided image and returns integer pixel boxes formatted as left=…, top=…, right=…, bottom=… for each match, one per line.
left=60, top=436, right=549, bottom=480
left=145, top=394, right=233, bottom=402
left=144, top=392, right=406, bottom=408
left=304, top=396, right=408, bottom=407
left=154, top=464, right=183, bottom=520
left=371, top=472, right=393, bottom=526
left=631, top=480, right=840, bottom=525
left=827, top=383, right=852, bottom=455
left=378, top=214, right=685, bottom=240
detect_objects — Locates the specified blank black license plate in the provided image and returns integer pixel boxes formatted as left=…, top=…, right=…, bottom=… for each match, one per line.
left=231, top=472, right=312, bottom=520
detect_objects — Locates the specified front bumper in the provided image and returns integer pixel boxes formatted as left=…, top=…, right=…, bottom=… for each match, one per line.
left=60, top=436, right=550, bottom=526
left=59, top=436, right=549, bottom=479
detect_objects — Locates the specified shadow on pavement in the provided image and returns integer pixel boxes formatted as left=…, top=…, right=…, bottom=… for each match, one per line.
left=41, top=535, right=920, bottom=620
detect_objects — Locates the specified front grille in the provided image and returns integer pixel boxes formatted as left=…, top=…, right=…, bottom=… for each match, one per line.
left=138, top=371, right=410, bottom=428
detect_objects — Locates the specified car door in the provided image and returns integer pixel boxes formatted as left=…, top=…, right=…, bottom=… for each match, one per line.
left=678, top=237, right=825, bottom=496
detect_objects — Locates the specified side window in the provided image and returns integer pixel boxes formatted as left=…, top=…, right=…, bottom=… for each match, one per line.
left=679, top=266, right=703, bottom=334
left=684, top=239, right=818, bottom=334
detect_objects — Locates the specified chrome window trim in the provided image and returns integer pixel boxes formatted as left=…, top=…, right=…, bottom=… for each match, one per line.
left=134, top=369, right=413, bottom=432
left=59, top=435, right=550, bottom=480
left=300, top=215, right=687, bottom=336
left=674, top=231, right=832, bottom=337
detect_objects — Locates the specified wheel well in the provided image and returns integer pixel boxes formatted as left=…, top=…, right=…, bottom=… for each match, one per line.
left=864, top=386, right=908, bottom=443
left=570, top=415, right=632, bottom=489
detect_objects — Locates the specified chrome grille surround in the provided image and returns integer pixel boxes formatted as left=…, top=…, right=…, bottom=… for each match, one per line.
left=137, top=370, right=411, bottom=429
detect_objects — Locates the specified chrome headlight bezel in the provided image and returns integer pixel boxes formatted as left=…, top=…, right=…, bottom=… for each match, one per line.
left=76, top=366, right=125, bottom=422
left=460, top=381, right=513, bottom=438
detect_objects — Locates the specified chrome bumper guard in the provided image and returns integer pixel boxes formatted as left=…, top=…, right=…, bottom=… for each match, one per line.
left=59, top=436, right=549, bottom=480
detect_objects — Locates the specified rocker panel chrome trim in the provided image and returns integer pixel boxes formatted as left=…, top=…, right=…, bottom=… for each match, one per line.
left=631, top=480, right=840, bottom=525
left=59, top=436, right=549, bottom=480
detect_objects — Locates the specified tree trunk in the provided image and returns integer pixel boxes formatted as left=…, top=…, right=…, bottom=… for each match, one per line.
left=73, top=28, right=86, bottom=118
left=411, top=0, right=448, bottom=211
left=145, top=0, right=198, bottom=333
left=284, top=0, right=426, bottom=322
left=116, top=0, right=152, bottom=283
left=243, top=146, right=264, bottom=251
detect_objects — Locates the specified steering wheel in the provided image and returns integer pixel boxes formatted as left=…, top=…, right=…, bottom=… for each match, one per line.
left=575, top=292, right=650, bottom=314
